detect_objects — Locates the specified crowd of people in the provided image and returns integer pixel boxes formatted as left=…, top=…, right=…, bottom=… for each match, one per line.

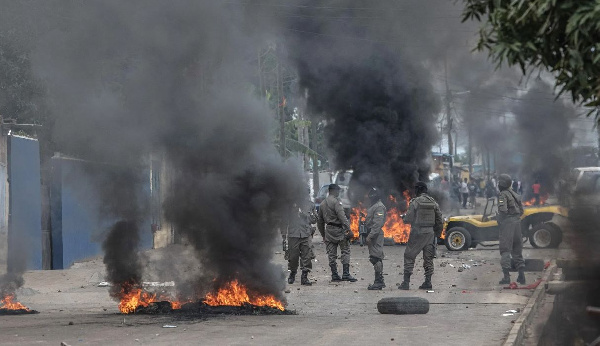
left=438, top=174, right=542, bottom=212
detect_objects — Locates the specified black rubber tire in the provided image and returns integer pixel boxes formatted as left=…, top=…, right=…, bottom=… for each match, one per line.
left=546, top=222, right=563, bottom=248
left=444, top=227, right=472, bottom=251
left=529, top=223, right=562, bottom=249
left=377, top=297, right=429, bottom=315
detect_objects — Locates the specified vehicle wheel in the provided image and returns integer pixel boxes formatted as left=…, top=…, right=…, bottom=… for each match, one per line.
left=529, top=223, right=562, bottom=248
left=546, top=222, right=563, bottom=248
left=377, top=297, right=429, bottom=315
left=444, top=227, right=472, bottom=251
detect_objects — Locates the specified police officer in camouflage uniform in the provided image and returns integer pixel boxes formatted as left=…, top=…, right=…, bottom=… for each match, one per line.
left=285, top=200, right=317, bottom=286
left=317, top=184, right=358, bottom=282
left=365, top=188, right=387, bottom=290
left=398, top=182, right=443, bottom=290
left=497, top=174, right=526, bottom=285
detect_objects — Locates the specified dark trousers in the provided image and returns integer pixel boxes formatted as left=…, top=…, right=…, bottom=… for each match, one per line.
left=288, top=237, right=313, bottom=272
left=325, top=239, right=350, bottom=266
left=403, top=232, right=435, bottom=277
left=499, top=218, right=524, bottom=270
left=534, top=193, right=540, bottom=205
left=462, top=193, right=469, bottom=208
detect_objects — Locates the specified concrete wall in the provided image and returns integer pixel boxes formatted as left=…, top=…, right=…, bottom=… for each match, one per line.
left=151, top=156, right=174, bottom=248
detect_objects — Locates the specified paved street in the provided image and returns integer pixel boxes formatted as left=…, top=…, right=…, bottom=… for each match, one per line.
left=0, top=225, right=573, bottom=346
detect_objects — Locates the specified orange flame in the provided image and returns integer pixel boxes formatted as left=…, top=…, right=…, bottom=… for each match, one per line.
left=116, top=282, right=186, bottom=314
left=523, top=194, right=549, bottom=206
left=350, top=191, right=413, bottom=243
left=204, top=280, right=284, bottom=311
left=118, top=286, right=158, bottom=314
left=0, top=294, right=31, bottom=311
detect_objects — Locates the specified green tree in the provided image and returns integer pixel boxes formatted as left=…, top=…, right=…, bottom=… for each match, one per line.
left=0, top=34, right=46, bottom=125
left=462, top=1, right=600, bottom=115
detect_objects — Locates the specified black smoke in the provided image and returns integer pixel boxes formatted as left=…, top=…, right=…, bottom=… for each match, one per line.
left=283, top=1, right=441, bottom=201
left=511, top=82, right=575, bottom=196
left=0, top=1, right=306, bottom=302
left=102, top=220, right=142, bottom=298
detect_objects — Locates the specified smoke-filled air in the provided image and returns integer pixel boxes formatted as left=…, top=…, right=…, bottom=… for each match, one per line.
left=0, top=1, right=597, bottom=342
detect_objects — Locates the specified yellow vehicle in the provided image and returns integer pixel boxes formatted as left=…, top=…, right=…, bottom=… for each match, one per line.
left=443, top=198, right=568, bottom=251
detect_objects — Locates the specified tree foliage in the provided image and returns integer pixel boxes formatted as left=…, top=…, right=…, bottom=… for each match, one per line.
left=0, top=33, right=46, bottom=125
left=462, top=0, right=600, bottom=114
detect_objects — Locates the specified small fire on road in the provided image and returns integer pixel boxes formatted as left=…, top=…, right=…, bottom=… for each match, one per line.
left=117, top=282, right=187, bottom=314
left=116, top=279, right=284, bottom=313
left=204, top=280, right=284, bottom=311
left=0, top=294, right=37, bottom=314
left=523, top=194, right=549, bottom=206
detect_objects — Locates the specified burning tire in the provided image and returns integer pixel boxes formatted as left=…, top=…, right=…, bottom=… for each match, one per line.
left=529, top=222, right=562, bottom=249
left=377, top=297, right=429, bottom=315
left=444, top=227, right=472, bottom=251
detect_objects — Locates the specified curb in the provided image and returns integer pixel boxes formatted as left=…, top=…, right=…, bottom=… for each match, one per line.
left=503, top=259, right=557, bottom=346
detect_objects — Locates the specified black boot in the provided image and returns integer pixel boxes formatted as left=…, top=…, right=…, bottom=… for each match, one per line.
left=330, top=264, right=342, bottom=282
left=398, top=273, right=411, bottom=290
left=288, top=271, right=296, bottom=284
left=419, top=275, right=432, bottom=290
left=368, top=272, right=384, bottom=290
left=499, top=269, right=511, bottom=285
left=342, top=264, right=357, bottom=282
left=301, top=270, right=312, bottom=286
left=517, top=268, right=526, bottom=285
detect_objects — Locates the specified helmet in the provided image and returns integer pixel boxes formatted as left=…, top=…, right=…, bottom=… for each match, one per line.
left=415, top=181, right=428, bottom=195
left=498, top=174, right=512, bottom=190
left=328, top=184, right=341, bottom=192
left=368, top=187, right=380, bottom=202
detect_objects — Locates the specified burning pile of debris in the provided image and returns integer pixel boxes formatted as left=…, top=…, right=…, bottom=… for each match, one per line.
left=0, top=294, right=38, bottom=315
left=114, top=279, right=291, bottom=315
left=523, top=194, right=550, bottom=206
left=0, top=272, right=37, bottom=315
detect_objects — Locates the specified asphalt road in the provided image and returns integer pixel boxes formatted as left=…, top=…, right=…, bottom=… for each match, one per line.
left=0, top=198, right=576, bottom=345
left=0, top=234, right=574, bottom=346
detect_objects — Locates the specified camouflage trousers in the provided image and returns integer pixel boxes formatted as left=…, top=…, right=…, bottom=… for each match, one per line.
left=287, top=237, right=314, bottom=272
left=499, top=217, right=524, bottom=270
left=403, top=232, right=435, bottom=276
left=325, top=239, right=351, bottom=266
left=369, top=256, right=383, bottom=275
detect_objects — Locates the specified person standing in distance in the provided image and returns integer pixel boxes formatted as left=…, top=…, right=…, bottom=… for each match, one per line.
left=285, top=198, right=317, bottom=286
left=460, top=178, right=469, bottom=208
left=497, top=174, right=526, bottom=285
left=398, top=182, right=443, bottom=290
left=365, top=188, right=387, bottom=290
left=532, top=180, right=541, bottom=205
left=317, top=184, right=358, bottom=282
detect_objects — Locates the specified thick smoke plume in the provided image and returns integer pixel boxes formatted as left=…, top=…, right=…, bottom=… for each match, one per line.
left=2, top=1, right=306, bottom=301
left=282, top=0, right=440, bottom=200
left=511, top=82, right=575, bottom=194
left=102, top=220, right=142, bottom=299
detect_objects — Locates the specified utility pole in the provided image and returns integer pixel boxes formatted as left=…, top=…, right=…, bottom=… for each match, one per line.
left=276, top=47, right=285, bottom=157
left=445, top=59, right=453, bottom=157
left=468, top=123, right=472, bottom=175
left=309, top=92, right=320, bottom=198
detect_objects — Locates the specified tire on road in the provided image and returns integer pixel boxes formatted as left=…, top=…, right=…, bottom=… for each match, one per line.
left=444, top=226, right=472, bottom=251
left=377, top=297, right=429, bottom=315
left=529, top=222, right=562, bottom=249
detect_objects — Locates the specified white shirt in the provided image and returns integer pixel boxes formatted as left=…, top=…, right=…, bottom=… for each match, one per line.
left=460, top=182, right=468, bottom=193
